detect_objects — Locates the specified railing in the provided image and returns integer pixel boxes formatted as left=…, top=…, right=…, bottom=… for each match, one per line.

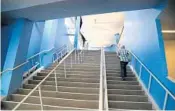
left=0, top=45, right=68, bottom=77
left=0, top=48, right=54, bottom=76
left=13, top=45, right=75, bottom=110
left=99, top=47, right=108, bottom=111
left=130, top=51, right=175, bottom=110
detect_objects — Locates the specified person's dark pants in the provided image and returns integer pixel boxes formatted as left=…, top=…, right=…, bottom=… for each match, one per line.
left=120, top=61, right=128, bottom=78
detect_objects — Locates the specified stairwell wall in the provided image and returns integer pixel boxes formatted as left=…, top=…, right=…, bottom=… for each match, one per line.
left=119, top=8, right=175, bottom=110
left=1, top=18, right=75, bottom=96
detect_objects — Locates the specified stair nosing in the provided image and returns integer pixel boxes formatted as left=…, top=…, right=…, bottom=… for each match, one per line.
left=17, top=88, right=99, bottom=96
left=3, top=100, right=93, bottom=110
left=108, top=89, right=143, bottom=91
left=38, top=73, right=100, bottom=77
left=29, top=79, right=100, bottom=85
left=10, top=94, right=99, bottom=102
left=24, top=84, right=99, bottom=90
left=34, top=76, right=100, bottom=81
left=108, top=84, right=140, bottom=87
left=108, top=94, right=147, bottom=97
left=109, top=100, right=151, bottom=104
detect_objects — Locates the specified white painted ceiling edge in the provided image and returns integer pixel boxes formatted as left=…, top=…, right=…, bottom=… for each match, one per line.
left=80, top=12, right=124, bottom=47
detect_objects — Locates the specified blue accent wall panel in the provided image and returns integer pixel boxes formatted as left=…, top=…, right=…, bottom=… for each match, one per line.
left=27, top=22, right=45, bottom=68
left=120, top=9, right=175, bottom=110
left=54, top=19, right=70, bottom=49
left=74, top=17, right=80, bottom=49
left=8, top=20, right=33, bottom=95
left=150, top=78, right=166, bottom=109
left=1, top=19, right=25, bottom=95
left=40, top=20, right=56, bottom=67
left=166, top=95, right=175, bottom=110
left=140, top=68, right=149, bottom=88
left=27, top=22, right=45, bottom=58
left=1, top=17, right=75, bottom=96
left=1, top=25, right=13, bottom=71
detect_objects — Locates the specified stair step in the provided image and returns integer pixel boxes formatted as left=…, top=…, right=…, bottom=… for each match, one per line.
left=40, top=70, right=100, bottom=74
left=56, top=68, right=100, bottom=71
left=106, top=70, right=132, bottom=73
left=28, top=80, right=99, bottom=88
left=37, top=73, right=100, bottom=77
left=15, top=89, right=99, bottom=100
left=34, top=76, right=99, bottom=82
left=33, top=76, right=99, bottom=83
left=108, top=89, right=145, bottom=95
left=108, top=94, right=148, bottom=102
left=2, top=100, right=94, bottom=110
left=107, top=76, right=137, bottom=81
left=23, top=84, right=99, bottom=94
left=108, top=101, right=152, bottom=110
left=107, top=84, right=141, bottom=90
left=6, top=95, right=98, bottom=109
left=106, top=73, right=134, bottom=77
left=107, top=80, right=139, bottom=85
left=58, top=63, right=100, bottom=66
left=47, top=67, right=100, bottom=70
left=2, top=101, right=41, bottom=110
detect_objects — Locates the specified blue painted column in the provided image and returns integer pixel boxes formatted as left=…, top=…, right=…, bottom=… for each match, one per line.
left=1, top=25, right=13, bottom=71
left=40, top=20, right=57, bottom=68
left=1, top=19, right=33, bottom=95
left=54, top=19, right=68, bottom=49
left=27, top=22, right=45, bottom=68
left=74, top=17, right=80, bottom=49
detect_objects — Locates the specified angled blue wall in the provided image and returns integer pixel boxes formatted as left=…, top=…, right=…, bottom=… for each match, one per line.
left=1, top=25, right=13, bottom=71
left=120, top=8, right=175, bottom=110
left=27, top=22, right=45, bottom=58
left=55, top=19, right=70, bottom=49
left=74, top=17, right=80, bottom=49
left=1, top=19, right=33, bottom=95
left=40, top=20, right=57, bottom=67
left=1, top=17, right=75, bottom=96
left=27, top=22, right=45, bottom=69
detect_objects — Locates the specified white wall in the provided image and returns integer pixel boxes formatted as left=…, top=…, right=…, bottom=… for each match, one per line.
left=80, top=12, right=124, bottom=47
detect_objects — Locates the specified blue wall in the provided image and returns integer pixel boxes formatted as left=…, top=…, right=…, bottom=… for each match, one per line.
left=1, top=18, right=75, bottom=96
left=1, top=25, right=13, bottom=71
left=120, top=9, right=175, bottom=110
left=74, top=17, right=80, bottom=49
left=1, top=19, right=32, bottom=95
left=27, top=22, right=45, bottom=69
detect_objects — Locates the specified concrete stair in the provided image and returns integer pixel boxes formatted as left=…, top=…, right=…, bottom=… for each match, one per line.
left=1, top=50, right=153, bottom=110
left=105, top=52, right=153, bottom=110
left=1, top=50, right=101, bottom=110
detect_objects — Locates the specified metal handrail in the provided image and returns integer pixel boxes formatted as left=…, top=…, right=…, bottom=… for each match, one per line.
left=103, top=48, right=108, bottom=111
left=27, top=47, right=54, bottom=60
left=99, top=47, right=103, bottom=110
left=0, top=45, right=68, bottom=75
left=99, top=47, right=108, bottom=111
left=130, top=51, right=175, bottom=110
left=117, top=26, right=124, bottom=46
left=13, top=47, right=75, bottom=110
left=0, top=48, right=54, bottom=75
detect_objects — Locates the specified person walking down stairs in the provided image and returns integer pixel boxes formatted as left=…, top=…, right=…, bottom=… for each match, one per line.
left=117, top=45, right=131, bottom=80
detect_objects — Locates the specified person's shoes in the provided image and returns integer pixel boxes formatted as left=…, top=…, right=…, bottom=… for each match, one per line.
left=122, top=78, right=125, bottom=81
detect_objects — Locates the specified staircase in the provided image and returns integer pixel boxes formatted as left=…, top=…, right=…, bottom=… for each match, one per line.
left=1, top=50, right=154, bottom=110
left=105, top=52, right=153, bottom=110
left=2, top=50, right=101, bottom=110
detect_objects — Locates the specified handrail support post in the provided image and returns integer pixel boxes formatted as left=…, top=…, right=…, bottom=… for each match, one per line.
left=38, top=86, right=43, bottom=111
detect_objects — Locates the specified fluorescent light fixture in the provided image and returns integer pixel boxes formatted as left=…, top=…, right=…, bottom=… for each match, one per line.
left=162, top=30, right=175, bottom=33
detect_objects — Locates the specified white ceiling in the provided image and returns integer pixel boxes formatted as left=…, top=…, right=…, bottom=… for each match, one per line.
left=81, top=12, right=124, bottom=47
